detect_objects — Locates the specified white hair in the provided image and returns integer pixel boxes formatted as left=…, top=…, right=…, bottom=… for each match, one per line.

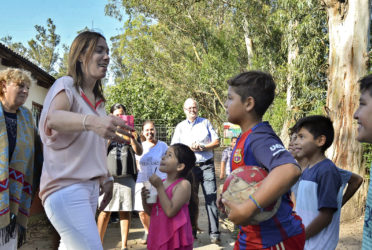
left=183, top=98, right=198, bottom=108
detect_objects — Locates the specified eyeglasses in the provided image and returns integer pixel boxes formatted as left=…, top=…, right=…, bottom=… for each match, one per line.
left=185, top=107, right=197, bottom=111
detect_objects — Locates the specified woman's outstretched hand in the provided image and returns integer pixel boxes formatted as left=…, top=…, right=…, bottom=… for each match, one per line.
left=87, top=114, right=134, bottom=143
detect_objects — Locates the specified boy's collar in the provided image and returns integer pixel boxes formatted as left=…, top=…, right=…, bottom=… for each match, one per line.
left=307, top=156, right=327, bottom=169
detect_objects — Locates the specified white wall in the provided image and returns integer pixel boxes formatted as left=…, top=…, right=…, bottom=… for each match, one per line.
left=24, top=82, right=49, bottom=109
left=0, top=61, right=49, bottom=109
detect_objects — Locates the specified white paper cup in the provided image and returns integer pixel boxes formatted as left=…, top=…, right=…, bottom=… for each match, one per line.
left=143, top=181, right=157, bottom=204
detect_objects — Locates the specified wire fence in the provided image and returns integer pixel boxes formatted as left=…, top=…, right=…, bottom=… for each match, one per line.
left=134, top=119, right=181, bottom=145
left=134, top=118, right=231, bottom=147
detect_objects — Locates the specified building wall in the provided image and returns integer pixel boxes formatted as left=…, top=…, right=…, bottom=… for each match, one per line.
left=25, top=82, right=49, bottom=109
left=0, top=62, right=49, bottom=109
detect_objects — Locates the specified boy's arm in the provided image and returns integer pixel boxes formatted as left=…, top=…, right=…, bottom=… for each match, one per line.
left=220, top=149, right=228, bottom=179
left=305, top=208, right=334, bottom=239
left=290, top=192, right=296, bottom=210
left=223, top=163, right=301, bottom=226
left=342, top=173, right=363, bottom=207
left=220, top=161, right=226, bottom=179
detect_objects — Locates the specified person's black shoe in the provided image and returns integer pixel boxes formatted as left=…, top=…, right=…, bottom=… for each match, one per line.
left=110, top=216, right=119, bottom=223
left=110, top=212, right=120, bottom=223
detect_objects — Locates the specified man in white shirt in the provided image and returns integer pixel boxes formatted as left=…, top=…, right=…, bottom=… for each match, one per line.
left=171, top=98, right=220, bottom=243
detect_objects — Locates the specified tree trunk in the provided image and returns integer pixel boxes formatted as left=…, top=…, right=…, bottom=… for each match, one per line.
left=324, top=0, right=370, bottom=220
left=243, top=16, right=253, bottom=68
left=280, top=20, right=299, bottom=145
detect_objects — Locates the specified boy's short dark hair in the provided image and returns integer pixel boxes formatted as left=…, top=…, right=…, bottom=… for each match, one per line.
left=294, top=115, right=334, bottom=152
left=289, top=123, right=299, bottom=136
left=359, top=74, right=372, bottom=96
left=227, top=71, right=276, bottom=117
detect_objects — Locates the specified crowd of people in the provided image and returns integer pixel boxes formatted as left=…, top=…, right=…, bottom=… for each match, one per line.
left=0, top=29, right=372, bottom=250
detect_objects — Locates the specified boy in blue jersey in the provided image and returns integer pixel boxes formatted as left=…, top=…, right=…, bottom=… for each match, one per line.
left=220, top=71, right=305, bottom=249
left=354, top=74, right=372, bottom=249
left=291, top=115, right=343, bottom=250
left=288, top=128, right=362, bottom=209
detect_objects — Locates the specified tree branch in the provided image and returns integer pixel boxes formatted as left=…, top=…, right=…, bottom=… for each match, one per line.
left=211, top=87, right=226, bottom=111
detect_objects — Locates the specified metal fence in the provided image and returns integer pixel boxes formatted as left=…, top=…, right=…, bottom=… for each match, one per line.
left=134, top=118, right=230, bottom=146
left=134, top=119, right=180, bottom=145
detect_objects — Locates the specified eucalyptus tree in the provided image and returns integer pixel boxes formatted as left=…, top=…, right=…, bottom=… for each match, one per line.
left=273, top=0, right=329, bottom=143
left=323, top=0, right=371, bottom=219
left=104, top=19, right=186, bottom=125
left=105, top=0, right=248, bottom=126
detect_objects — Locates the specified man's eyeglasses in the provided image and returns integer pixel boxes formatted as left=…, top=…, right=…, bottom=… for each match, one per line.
left=185, top=107, right=197, bottom=111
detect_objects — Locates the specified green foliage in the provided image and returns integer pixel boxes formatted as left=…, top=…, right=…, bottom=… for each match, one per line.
left=106, top=1, right=250, bottom=127
left=1, top=18, right=61, bottom=77
left=104, top=77, right=184, bottom=127
left=27, top=18, right=61, bottom=76
left=55, top=44, right=69, bottom=78
left=104, top=0, right=330, bottom=134
left=264, top=94, right=288, bottom=134
left=0, top=36, right=28, bottom=55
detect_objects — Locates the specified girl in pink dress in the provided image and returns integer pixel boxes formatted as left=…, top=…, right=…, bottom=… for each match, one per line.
left=142, top=143, right=198, bottom=250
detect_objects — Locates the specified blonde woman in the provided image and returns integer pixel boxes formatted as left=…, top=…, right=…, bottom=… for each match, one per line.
left=0, top=68, right=42, bottom=250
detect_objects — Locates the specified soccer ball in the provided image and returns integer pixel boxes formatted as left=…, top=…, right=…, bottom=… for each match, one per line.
left=222, top=165, right=281, bottom=225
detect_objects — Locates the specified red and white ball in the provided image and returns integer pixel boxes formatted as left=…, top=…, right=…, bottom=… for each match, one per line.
left=222, top=165, right=281, bottom=224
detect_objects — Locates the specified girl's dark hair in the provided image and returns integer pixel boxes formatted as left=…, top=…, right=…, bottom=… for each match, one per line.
left=171, top=143, right=199, bottom=234
left=110, top=103, right=127, bottom=114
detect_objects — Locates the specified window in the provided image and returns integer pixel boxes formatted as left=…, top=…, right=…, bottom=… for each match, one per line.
left=32, top=102, right=43, bottom=129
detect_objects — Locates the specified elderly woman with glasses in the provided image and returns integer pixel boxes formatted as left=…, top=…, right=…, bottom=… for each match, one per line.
left=0, top=68, right=42, bottom=250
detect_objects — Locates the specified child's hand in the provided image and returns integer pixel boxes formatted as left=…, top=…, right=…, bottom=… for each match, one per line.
left=149, top=174, right=162, bottom=188
left=217, top=194, right=226, bottom=213
left=190, top=142, right=198, bottom=151
left=222, top=198, right=257, bottom=226
left=141, top=186, right=149, bottom=204
left=219, top=172, right=225, bottom=180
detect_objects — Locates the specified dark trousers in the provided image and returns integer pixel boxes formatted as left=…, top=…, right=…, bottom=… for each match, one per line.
left=192, top=162, right=220, bottom=237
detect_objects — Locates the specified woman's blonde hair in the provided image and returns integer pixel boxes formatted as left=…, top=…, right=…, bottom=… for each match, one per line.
left=0, top=68, right=34, bottom=98
left=67, top=31, right=106, bottom=102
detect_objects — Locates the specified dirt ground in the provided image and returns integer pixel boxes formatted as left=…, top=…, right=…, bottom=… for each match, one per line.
left=22, top=197, right=363, bottom=250
left=21, top=154, right=364, bottom=249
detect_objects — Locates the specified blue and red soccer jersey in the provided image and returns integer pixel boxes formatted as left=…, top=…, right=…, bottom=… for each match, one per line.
left=230, top=122, right=304, bottom=249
